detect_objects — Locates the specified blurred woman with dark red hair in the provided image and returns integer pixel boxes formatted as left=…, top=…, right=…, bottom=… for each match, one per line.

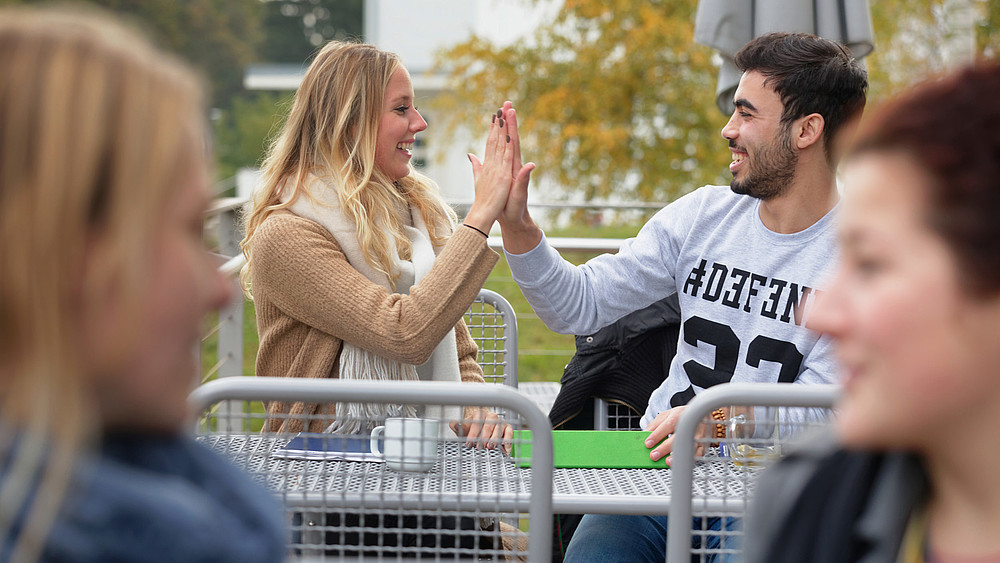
left=747, top=62, right=1000, bottom=563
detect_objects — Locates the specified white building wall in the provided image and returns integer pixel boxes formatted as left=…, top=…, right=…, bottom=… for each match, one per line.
left=363, top=0, right=560, bottom=206
left=364, top=1, right=476, bottom=72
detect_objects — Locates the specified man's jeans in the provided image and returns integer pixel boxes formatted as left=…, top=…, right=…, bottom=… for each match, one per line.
left=563, top=514, right=742, bottom=563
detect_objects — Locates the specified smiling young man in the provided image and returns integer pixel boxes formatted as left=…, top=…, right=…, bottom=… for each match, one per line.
left=498, top=32, right=867, bottom=562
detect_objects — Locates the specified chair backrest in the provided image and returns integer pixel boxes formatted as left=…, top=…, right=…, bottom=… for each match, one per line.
left=465, top=288, right=518, bottom=387
left=190, top=377, right=552, bottom=562
left=666, top=383, right=840, bottom=563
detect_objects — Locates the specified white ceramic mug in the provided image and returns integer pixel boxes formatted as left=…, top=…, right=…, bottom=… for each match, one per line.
left=370, top=417, right=440, bottom=471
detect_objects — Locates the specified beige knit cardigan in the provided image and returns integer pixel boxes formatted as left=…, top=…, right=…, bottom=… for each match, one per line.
left=249, top=210, right=499, bottom=434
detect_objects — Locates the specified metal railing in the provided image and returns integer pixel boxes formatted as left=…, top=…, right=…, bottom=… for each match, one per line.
left=201, top=197, right=245, bottom=385
left=200, top=194, right=635, bottom=388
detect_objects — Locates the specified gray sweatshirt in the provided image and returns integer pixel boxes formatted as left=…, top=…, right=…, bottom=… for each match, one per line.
left=505, top=185, right=839, bottom=425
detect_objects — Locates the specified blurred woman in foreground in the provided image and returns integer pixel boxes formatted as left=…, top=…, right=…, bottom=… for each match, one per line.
left=747, top=62, right=1000, bottom=563
left=0, top=8, right=284, bottom=562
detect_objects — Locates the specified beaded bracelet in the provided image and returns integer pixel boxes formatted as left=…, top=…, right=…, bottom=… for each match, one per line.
left=710, top=407, right=727, bottom=446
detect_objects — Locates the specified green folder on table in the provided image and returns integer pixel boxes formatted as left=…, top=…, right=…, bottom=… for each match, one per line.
left=511, top=430, right=668, bottom=469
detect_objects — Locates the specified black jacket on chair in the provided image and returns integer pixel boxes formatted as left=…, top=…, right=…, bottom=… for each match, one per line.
left=548, top=293, right=681, bottom=431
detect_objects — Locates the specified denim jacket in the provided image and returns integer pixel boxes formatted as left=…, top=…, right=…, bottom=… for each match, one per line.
left=4, top=433, right=285, bottom=563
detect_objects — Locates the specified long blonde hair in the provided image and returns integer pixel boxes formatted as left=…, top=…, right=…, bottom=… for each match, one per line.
left=241, top=41, right=456, bottom=294
left=0, top=7, right=205, bottom=561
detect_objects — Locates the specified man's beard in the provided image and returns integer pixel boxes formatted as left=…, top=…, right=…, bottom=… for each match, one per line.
left=730, top=127, right=798, bottom=200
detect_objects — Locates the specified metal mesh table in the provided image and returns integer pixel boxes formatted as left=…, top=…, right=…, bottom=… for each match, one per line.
left=200, top=433, right=535, bottom=561
left=191, top=378, right=554, bottom=561
left=550, top=448, right=764, bottom=516
left=201, top=435, right=533, bottom=509
left=202, top=433, right=763, bottom=517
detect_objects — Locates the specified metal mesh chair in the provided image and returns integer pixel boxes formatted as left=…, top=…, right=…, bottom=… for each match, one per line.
left=190, top=377, right=553, bottom=562
left=666, top=383, right=839, bottom=563
left=594, top=399, right=644, bottom=430
left=464, top=289, right=518, bottom=388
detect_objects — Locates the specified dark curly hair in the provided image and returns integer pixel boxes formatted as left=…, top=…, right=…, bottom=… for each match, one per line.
left=849, top=62, right=1000, bottom=296
left=735, top=32, right=868, bottom=162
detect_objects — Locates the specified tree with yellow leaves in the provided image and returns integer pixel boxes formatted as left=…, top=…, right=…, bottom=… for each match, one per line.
left=433, top=0, right=731, bottom=207
left=867, top=0, right=1000, bottom=98
left=434, top=0, right=999, bottom=210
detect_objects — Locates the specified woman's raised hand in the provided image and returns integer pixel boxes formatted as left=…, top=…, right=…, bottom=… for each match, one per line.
left=464, top=101, right=534, bottom=235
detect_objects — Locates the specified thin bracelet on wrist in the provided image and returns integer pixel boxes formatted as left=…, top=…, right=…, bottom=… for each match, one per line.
left=462, top=223, right=489, bottom=238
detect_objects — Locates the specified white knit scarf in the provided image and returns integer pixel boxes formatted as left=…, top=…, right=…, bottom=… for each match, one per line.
left=281, top=175, right=462, bottom=435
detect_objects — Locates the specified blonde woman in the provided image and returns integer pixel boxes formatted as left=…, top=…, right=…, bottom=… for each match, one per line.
left=241, top=41, right=531, bottom=448
left=0, top=7, right=284, bottom=563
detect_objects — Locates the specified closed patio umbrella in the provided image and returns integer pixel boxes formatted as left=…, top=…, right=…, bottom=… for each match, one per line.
left=695, top=0, right=874, bottom=114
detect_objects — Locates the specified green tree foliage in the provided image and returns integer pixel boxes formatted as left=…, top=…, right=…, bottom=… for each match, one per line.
left=436, top=0, right=1000, bottom=207
left=434, top=0, right=732, bottom=205
left=867, top=0, right=997, bottom=99
left=980, top=0, right=1000, bottom=55
left=216, top=1, right=364, bottom=181
left=260, top=0, right=363, bottom=62
left=0, top=0, right=365, bottom=181
left=5, top=0, right=264, bottom=108
left=213, top=91, right=294, bottom=180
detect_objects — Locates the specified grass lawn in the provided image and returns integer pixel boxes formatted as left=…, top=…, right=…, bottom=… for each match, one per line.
left=200, top=221, right=646, bottom=385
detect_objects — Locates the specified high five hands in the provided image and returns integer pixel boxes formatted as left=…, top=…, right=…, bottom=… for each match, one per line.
left=465, top=101, right=535, bottom=237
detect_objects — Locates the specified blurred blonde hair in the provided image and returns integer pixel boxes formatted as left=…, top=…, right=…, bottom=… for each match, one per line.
left=0, top=7, right=205, bottom=561
left=241, top=41, right=456, bottom=294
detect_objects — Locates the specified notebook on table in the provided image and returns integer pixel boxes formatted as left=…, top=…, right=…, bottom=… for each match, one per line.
left=271, top=432, right=384, bottom=462
left=511, top=430, right=667, bottom=469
